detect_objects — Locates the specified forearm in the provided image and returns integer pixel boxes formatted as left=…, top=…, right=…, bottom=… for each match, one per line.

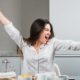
left=0, top=11, right=11, bottom=25
left=54, top=38, right=80, bottom=51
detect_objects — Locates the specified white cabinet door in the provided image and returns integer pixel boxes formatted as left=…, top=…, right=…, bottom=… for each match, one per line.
left=54, top=56, right=80, bottom=76
left=0, top=57, right=21, bottom=75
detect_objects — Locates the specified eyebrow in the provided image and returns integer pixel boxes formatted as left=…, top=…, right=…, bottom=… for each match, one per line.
left=44, top=28, right=51, bottom=31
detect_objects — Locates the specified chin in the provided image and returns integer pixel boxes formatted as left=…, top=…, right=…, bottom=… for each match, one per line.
left=43, top=41, right=47, bottom=44
left=41, top=40, right=48, bottom=44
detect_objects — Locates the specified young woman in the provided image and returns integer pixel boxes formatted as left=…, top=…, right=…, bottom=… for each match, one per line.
left=0, top=11, right=80, bottom=75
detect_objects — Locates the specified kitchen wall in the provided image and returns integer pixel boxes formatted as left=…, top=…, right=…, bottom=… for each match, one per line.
left=54, top=56, right=80, bottom=76
left=21, top=0, right=49, bottom=37
left=50, top=0, right=80, bottom=76
left=0, top=0, right=49, bottom=56
left=0, top=0, right=22, bottom=56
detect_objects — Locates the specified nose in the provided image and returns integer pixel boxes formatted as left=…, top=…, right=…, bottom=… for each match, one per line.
left=48, top=31, right=51, bottom=35
left=47, top=31, right=51, bottom=36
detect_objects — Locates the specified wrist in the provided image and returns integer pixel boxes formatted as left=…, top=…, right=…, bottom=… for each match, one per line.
left=0, top=12, right=11, bottom=25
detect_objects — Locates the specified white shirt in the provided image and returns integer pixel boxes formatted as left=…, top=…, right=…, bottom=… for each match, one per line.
left=4, top=23, right=80, bottom=74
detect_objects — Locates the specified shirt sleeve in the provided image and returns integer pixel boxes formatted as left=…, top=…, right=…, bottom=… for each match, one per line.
left=4, top=23, right=26, bottom=49
left=53, top=38, right=80, bottom=51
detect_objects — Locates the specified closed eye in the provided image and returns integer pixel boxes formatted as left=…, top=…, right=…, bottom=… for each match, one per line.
left=44, top=28, right=50, bottom=32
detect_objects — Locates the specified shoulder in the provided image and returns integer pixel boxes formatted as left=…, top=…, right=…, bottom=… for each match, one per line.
left=48, top=37, right=58, bottom=43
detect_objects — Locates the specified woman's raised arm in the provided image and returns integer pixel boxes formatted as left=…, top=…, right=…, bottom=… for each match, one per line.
left=0, top=11, right=11, bottom=25
left=0, top=11, right=26, bottom=49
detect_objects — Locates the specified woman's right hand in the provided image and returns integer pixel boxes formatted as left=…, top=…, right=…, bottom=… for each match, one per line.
left=0, top=11, right=11, bottom=25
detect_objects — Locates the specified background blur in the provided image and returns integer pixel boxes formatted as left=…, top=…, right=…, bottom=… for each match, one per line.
left=0, top=0, right=80, bottom=77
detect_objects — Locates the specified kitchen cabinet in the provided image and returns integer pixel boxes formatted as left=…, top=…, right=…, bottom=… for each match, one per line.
left=0, top=57, right=21, bottom=75
left=54, top=56, right=80, bottom=76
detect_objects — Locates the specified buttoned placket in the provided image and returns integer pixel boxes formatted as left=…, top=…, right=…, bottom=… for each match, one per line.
left=31, top=46, right=43, bottom=74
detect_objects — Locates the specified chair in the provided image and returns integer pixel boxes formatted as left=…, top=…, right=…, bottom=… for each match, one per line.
left=53, top=63, right=61, bottom=76
left=53, top=63, right=69, bottom=80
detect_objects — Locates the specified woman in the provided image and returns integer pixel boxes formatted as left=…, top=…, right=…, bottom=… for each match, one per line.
left=0, top=11, right=80, bottom=75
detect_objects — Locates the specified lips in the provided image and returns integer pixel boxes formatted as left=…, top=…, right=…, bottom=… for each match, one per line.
left=45, top=35, right=49, bottom=41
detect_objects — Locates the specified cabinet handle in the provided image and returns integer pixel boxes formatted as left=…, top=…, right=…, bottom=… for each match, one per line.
left=2, top=59, right=10, bottom=72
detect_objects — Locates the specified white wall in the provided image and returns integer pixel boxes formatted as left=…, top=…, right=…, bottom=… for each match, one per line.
left=49, top=0, right=80, bottom=76
left=49, top=0, right=80, bottom=41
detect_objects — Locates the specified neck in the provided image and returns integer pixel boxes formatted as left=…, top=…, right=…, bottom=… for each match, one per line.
left=34, top=40, right=42, bottom=48
left=33, top=40, right=42, bottom=54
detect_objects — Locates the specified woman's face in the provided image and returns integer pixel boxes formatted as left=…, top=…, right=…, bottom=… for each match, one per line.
left=38, top=24, right=51, bottom=44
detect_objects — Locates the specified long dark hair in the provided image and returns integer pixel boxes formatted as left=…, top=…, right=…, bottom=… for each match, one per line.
left=27, top=18, right=54, bottom=45
left=17, top=18, right=55, bottom=57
